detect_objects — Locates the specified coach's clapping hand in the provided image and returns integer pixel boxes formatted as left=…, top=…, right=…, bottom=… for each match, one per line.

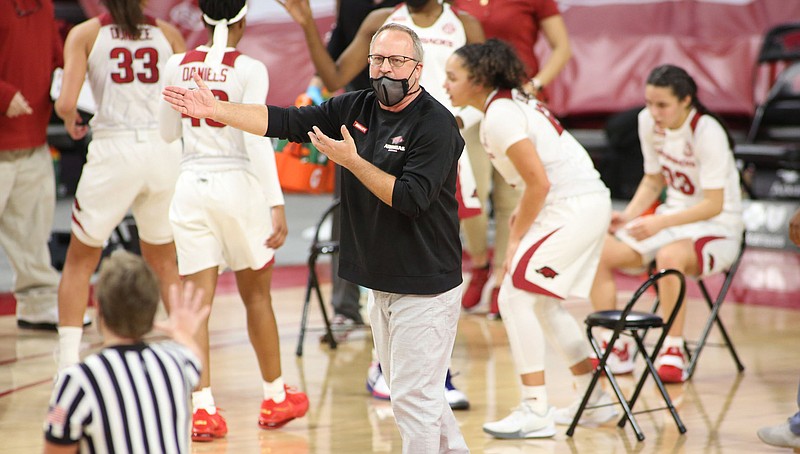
left=163, top=73, right=217, bottom=120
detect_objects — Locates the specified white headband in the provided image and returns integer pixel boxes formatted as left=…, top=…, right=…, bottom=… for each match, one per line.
left=202, top=4, right=248, bottom=67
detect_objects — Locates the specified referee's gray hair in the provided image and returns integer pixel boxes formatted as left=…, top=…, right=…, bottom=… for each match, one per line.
left=370, top=23, right=425, bottom=62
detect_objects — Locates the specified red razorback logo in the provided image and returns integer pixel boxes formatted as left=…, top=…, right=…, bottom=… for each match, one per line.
left=536, top=266, right=559, bottom=279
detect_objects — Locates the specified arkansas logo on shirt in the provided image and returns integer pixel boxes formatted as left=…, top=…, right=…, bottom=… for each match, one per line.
left=384, top=135, right=406, bottom=152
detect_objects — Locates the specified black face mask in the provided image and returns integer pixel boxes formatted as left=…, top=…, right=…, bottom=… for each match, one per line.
left=369, top=67, right=420, bottom=106
left=405, top=0, right=428, bottom=8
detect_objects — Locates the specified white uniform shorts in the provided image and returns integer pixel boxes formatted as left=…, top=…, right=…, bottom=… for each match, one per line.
left=615, top=205, right=743, bottom=278
left=72, top=130, right=181, bottom=248
left=509, top=191, right=611, bottom=300
left=170, top=168, right=275, bottom=276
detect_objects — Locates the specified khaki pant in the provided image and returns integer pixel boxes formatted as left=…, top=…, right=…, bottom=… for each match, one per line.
left=369, top=286, right=468, bottom=454
left=0, top=145, right=59, bottom=316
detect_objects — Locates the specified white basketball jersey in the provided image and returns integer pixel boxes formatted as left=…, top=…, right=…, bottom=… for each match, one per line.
left=481, top=89, right=607, bottom=201
left=162, top=46, right=283, bottom=207
left=385, top=3, right=466, bottom=109
left=638, top=108, right=742, bottom=223
left=87, top=14, right=174, bottom=131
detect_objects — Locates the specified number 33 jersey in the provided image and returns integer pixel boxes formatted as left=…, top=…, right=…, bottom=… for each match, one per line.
left=87, top=14, right=174, bottom=132
left=638, top=107, right=742, bottom=223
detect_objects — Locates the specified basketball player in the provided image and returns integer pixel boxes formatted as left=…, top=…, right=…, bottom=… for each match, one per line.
left=158, top=0, right=308, bottom=441
left=44, top=251, right=207, bottom=454
left=589, top=64, right=743, bottom=384
left=55, top=0, right=185, bottom=371
left=444, top=39, right=617, bottom=438
left=279, top=0, right=483, bottom=408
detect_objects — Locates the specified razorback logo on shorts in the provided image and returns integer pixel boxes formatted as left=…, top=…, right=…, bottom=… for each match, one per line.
left=536, top=266, right=559, bottom=279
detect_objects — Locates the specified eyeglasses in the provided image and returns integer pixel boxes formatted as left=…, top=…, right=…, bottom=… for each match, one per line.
left=368, top=54, right=418, bottom=68
left=13, top=0, right=42, bottom=17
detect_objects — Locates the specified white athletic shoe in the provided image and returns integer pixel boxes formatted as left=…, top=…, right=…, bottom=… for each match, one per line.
left=554, top=392, right=619, bottom=426
left=482, top=404, right=556, bottom=439
left=366, top=362, right=390, bottom=400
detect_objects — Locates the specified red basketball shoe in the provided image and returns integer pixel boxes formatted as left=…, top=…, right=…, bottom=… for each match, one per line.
left=462, top=265, right=490, bottom=309
left=259, top=385, right=309, bottom=429
left=656, top=346, right=686, bottom=383
left=192, top=408, right=228, bottom=442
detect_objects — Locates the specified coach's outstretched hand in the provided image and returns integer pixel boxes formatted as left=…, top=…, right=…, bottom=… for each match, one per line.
left=163, top=73, right=216, bottom=119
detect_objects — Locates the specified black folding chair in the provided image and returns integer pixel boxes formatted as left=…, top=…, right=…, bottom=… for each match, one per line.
left=645, top=231, right=747, bottom=380
left=566, top=268, right=687, bottom=442
left=683, top=232, right=747, bottom=379
left=296, top=201, right=340, bottom=357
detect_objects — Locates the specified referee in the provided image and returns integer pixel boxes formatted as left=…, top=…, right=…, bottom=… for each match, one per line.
left=43, top=251, right=208, bottom=453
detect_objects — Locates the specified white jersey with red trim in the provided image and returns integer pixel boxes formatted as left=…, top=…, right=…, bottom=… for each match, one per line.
left=161, top=46, right=283, bottom=207
left=638, top=107, right=742, bottom=225
left=385, top=3, right=465, bottom=110
left=87, top=14, right=174, bottom=131
left=480, top=88, right=607, bottom=201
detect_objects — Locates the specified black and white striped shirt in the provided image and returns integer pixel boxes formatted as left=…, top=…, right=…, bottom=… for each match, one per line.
left=44, top=341, right=201, bottom=453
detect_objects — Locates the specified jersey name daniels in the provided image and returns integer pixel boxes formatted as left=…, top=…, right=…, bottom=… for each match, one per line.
left=182, top=66, right=229, bottom=83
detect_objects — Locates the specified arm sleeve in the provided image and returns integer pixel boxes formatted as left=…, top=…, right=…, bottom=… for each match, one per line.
left=694, top=117, right=733, bottom=190
left=482, top=100, right=529, bottom=157
left=638, top=108, right=661, bottom=174
left=158, top=54, right=183, bottom=143
left=265, top=97, right=342, bottom=142
left=242, top=59, right=284, bottom=207
left=391, top=112, right=463, bottom=218
left=43, top=368, right=90, bottom=445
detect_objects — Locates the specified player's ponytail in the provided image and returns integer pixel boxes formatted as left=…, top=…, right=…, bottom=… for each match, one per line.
left=198, top=0, right=248, bottom=67
left=102, top=0, right=145, bottom=39
left=647, top=64, right=735, bottom=149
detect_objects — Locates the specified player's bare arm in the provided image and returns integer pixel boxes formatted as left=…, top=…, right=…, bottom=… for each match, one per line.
left=459, top=11, right=485, bottom=44
left=156, top=19, right=187, bottom=53
left=267, top=205, right=288, bottom=249
left=278, top=0, right=386, bottom=91
left=56, top=19, right=99, bottom=140
left=163, top=73, right=269, bottom=136
left=308, top=125, right=396, bottom=206
left=504, top=138, right=550, bottom=272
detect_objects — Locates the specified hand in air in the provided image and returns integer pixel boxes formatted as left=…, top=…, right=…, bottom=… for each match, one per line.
left=275, top=0, right=313, bottom=26
left=162, top=73, right=216, bottom=119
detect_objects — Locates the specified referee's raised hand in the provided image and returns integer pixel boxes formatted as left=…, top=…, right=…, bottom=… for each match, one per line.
left=163, top=73, right=216, bottom=119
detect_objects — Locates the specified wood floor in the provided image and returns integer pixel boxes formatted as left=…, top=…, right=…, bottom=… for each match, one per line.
left=2, top=275, right=799, bottom=453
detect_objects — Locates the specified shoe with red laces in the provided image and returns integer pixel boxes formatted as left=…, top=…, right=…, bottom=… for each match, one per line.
left=656, top=346, right=686, bottom=383
left=192, top=408, right=228, bottom=442
left=259, top=385, right=309, bottom=429
left=487, top=287, right=501, bottom=320
left=462, top=265, right=490, bottom=309
left=589, top=341, right=635, bottom=375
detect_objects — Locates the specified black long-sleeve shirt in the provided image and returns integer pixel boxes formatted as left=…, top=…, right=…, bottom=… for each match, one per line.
left=267, top=89, right=463, bottom=294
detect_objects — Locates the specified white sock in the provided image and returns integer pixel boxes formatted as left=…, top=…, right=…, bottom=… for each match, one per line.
left=57, top=326, right=83, bottom=370
left=574, top=373, right=604, bottom=404
left=663, top=335, right=684, bottom=350
left=263, top=377, right=286, bottom=403
left=192, top=387, right=216, bottom=413
left=521, top=384, right=548, bottom=414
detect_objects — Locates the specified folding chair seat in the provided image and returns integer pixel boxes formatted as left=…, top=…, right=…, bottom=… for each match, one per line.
left=566, top=268, right=687, bottom=442
left=296, top=200, right=340, bottom=357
